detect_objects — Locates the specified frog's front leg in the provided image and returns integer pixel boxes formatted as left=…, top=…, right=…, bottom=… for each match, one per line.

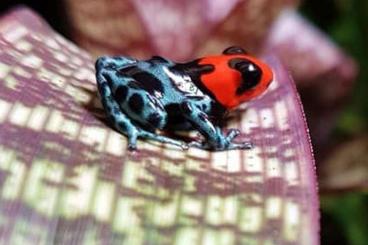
left=180, top=101, right=252, bottom=151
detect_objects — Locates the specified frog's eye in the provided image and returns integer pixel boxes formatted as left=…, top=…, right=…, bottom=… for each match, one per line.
left=223, top=46, right=248, bottom=55
left=236, top=62, right=262, bottom=95
left=229, top=58, right=262, bottom=95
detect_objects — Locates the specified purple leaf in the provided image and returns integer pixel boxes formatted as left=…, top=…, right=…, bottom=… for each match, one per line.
left=0, top=7, right=319, bottom=245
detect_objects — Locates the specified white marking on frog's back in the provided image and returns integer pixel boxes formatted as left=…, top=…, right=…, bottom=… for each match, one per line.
left=163, top=67, right=204, bottom=97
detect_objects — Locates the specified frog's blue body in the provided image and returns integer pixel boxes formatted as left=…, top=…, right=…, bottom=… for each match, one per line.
left=95, top=47, right=269, bottom=151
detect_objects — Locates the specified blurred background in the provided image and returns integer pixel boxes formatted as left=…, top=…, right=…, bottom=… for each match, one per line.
left=0, top=0, right=367, bottom=244
left=301, top=1, right=368, bottom=245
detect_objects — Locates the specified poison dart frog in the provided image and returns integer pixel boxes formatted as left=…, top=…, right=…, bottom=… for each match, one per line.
left=95, top=46, right=273, bottom=151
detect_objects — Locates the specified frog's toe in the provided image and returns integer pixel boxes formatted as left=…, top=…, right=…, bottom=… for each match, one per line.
left=230, top=141, right=253, bottom=150
left=127, top=137, right=138, bottom=151
left=226, top=129, right=241, bottom=141
left=128, top=143, right=138, bottom=151
left=188, top=141, right=211, bottom=150
left=180, top=143, right=189, bottom=150
left=242, top=141, right=253, bottom=149
left=127, top=129, right=139, bottom=151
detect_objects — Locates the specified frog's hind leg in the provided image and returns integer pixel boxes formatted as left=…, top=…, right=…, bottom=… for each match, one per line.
left=96, top=73, right=140, bottom=149
left=96, top=73, right=186, bottom=150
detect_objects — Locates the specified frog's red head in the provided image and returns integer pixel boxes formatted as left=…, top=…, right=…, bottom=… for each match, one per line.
left=198, top=46, right=273, bottom=110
